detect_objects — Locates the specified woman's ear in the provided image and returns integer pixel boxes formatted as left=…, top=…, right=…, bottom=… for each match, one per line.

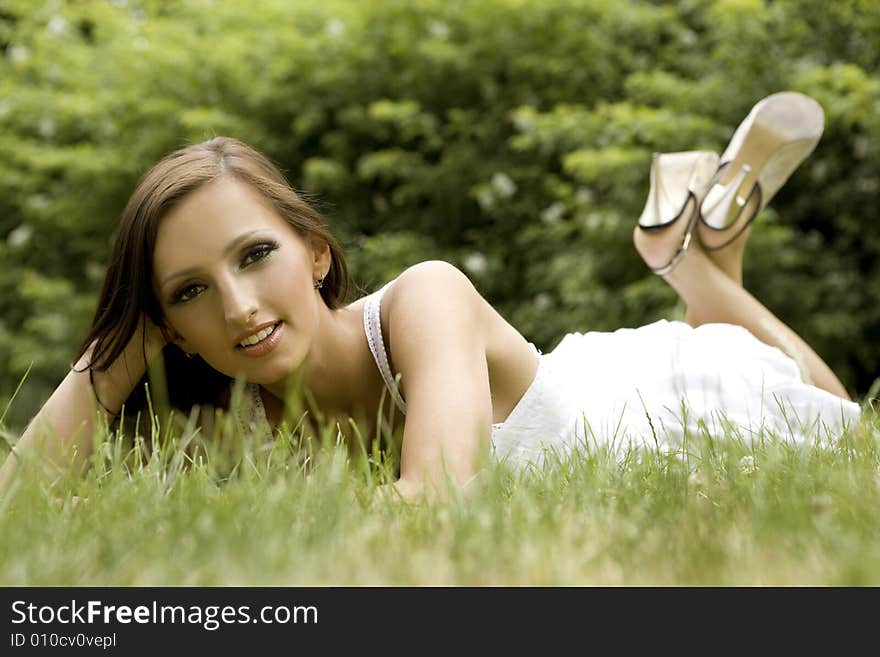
left=160, top=321, right=190, bottom=350
left=309, top=235, right=332, bottom=279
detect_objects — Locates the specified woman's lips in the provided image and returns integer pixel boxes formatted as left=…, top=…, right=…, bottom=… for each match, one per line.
left=236, top=321, right=283, bottom=356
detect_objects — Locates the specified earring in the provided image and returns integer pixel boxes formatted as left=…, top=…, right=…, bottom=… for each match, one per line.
left=185, top=352, right=195, bottom=359
left=313, top=276, right=325, bottom=290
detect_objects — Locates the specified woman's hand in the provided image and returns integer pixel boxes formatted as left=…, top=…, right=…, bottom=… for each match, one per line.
left=374, top=479, right=428, bottom=505
left=373, top=473, right=484, bottom=505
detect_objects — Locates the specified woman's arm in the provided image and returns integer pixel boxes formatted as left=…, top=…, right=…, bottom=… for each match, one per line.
left=0, top=317, right=166, bottom=498
left=384, top=261, right=494, bottom=498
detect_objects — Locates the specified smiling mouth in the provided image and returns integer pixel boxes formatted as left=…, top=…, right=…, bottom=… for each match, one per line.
left=235, top=321, right=281, bottom=349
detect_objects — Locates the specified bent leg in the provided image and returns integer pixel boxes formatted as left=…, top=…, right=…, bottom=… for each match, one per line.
left=663, top=244, right=850, bottom=400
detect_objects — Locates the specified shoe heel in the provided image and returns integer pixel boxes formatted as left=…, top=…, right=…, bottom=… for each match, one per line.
left=700, top=163, right=753, bottom=231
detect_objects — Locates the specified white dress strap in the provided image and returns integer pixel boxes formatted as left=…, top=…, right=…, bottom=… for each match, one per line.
left=363, top=280, right=407, bottom=414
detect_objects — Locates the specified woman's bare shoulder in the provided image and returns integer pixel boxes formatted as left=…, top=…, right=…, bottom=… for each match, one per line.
left=387, top=260, right=477, bottom=302
left=379, top=260, right=483, bottom=323
left=377, top=259, right=537, bottom=424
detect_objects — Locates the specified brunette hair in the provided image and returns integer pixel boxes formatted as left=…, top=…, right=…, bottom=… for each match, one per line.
left=73, top=136, right=349, bottom=417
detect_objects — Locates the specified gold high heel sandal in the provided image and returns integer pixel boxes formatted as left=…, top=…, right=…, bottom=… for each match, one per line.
left=637, top=150, right=720, bottom=275
left=697, top=91, right=825, bottom=251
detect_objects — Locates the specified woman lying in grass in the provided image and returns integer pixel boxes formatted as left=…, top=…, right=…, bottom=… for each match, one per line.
left=0, top=92, right=864, bottom=502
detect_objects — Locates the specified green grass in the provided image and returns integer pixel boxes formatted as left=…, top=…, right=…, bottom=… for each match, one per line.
left=1, top=394, right=878, bottom=586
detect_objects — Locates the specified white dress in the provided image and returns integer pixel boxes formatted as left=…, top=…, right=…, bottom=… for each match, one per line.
left=487, top=320, right=861, bottom=468
left=239, top=281, right=862, bottom=470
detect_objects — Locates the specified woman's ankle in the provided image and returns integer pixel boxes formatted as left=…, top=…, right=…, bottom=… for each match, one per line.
left=702, top=226, right=748, bottom=286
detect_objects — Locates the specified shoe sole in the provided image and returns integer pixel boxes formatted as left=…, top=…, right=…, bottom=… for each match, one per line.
left=698, top=92, right=824, bottom=250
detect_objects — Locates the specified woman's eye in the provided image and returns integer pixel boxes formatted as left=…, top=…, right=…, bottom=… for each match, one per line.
left=171, top=284, right=204, bottom=304
left=168, top=241, right=278, bottom=305
left=241, top=242, right=277, bottom=267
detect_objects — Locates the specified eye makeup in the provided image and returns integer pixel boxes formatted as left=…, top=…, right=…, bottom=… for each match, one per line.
left=167, top=239, right=280, bottom=305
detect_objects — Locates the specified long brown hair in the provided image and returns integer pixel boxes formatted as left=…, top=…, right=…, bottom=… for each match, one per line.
left=73, top=136, right=349, bottom=417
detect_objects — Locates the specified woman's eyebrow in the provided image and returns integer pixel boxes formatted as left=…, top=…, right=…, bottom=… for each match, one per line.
left=160, top=229, right=270, bottom=288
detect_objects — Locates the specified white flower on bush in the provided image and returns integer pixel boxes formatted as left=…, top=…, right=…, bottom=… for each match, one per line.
left=427, top=20, right=450, bottom=39
left=511, top=108, right=536, bottom=133
left=491, top=172, right=516, bottom=198
left=8, top=45, right=30, bottom=63
left=533, top=293, right=552, bottom=310
left=28, top=194, right=50, bottom=211
left=326, top=19, right=346, bottom=38
left=463, top=252, right=487, bottom=276
left=575, top=187, right=594, bottom=205
left=8, top=224, right=33, bottom=248
left=46, top=15, right=69, bottom=38
left=541, top=201, right=565, bottom=225
left=39, top=118, right=56, bottom=139
left=680, top=29, right=697, bottom=46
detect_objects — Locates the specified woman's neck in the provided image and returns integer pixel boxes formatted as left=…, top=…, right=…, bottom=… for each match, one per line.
left=264, top=302, right=374, bottom=417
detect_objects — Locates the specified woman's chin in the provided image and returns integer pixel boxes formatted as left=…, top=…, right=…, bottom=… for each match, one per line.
left=244, top=356, right=304, bottom=389
left=207, top=341, right=304, bottom=388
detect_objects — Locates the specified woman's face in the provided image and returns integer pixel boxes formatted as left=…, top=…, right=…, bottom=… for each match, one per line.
left=152, top=176, right=330, bottom=386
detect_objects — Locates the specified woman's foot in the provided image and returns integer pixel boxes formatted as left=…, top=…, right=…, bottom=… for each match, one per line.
left=635, top=201, right=750, bottom=286
left=704, top=224, right=749, bottom=286
left=697, top=91, right=824, bottom=252
left=634, top=151, right=719, bottom=276
left=633, top=213, right=696, bottom=276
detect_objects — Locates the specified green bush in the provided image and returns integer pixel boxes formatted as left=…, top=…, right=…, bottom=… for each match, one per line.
left=1, top=0, right=878, bottom=431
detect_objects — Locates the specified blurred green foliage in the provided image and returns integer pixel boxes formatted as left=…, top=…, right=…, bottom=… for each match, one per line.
left=1, top=0, right=878, bottom=430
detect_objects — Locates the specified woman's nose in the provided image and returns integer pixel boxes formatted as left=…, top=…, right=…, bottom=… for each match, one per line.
left=219, top=279, right=258, bottom=326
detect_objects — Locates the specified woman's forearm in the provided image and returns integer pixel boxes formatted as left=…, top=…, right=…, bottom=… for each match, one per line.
left=0, top=322, right=165, bottom=498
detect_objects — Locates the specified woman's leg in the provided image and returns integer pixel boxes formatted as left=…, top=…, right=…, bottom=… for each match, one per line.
left=634, top=226, right=851, bottom=400
left=703, top=226, right=749, bottom=287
